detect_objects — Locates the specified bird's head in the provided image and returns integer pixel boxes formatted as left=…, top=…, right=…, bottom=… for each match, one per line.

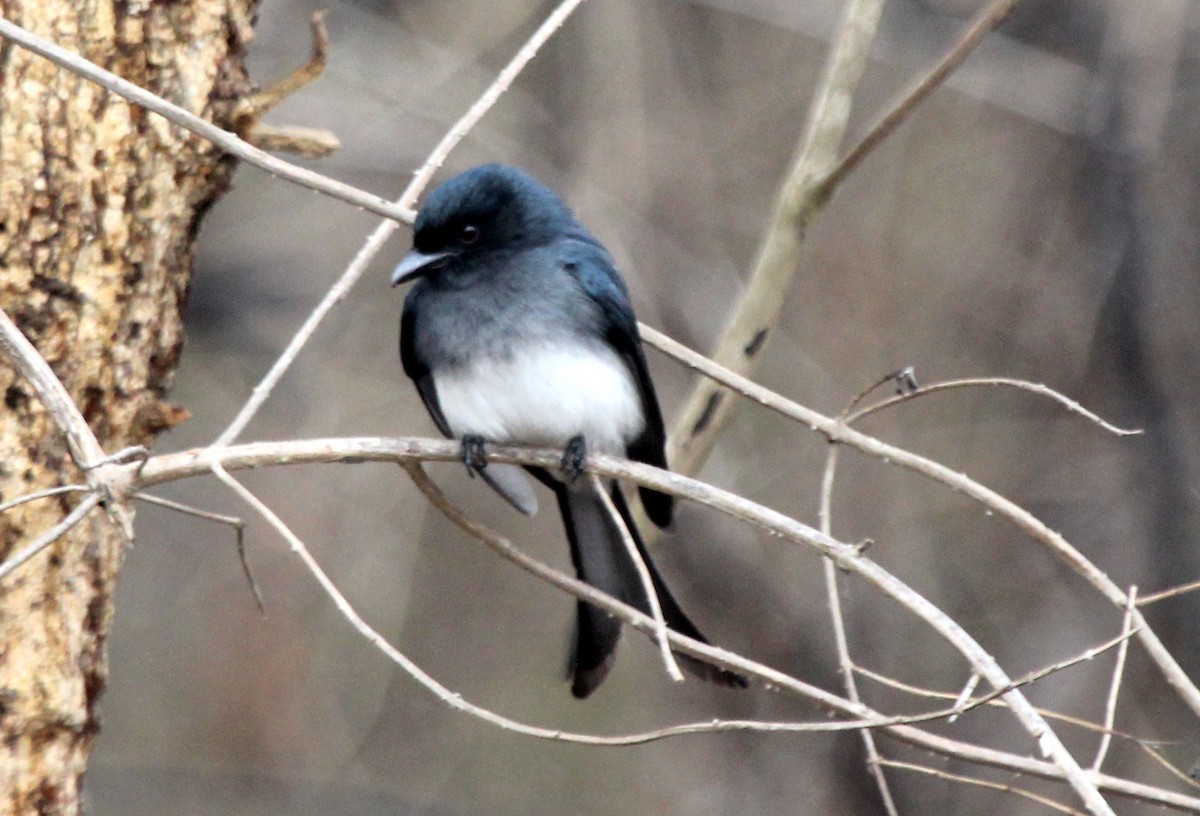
left=391, top=163, right=573, bottom=286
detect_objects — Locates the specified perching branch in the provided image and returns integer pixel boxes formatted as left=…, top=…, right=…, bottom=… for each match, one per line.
left=137, top=436, right=1111, bottom=812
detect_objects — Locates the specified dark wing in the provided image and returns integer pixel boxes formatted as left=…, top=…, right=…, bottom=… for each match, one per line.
left=561, top=234, right=673, bottom=527
left=402, top=292, right=538, bottom=516
left=400, top=294, right=452, bottom=437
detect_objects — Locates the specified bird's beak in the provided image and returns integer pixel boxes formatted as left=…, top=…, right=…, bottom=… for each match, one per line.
left=390, top=249, right=455, bottom=287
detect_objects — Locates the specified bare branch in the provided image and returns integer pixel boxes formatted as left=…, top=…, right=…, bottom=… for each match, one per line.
left=0, top=485, right=90, bottom=514
left=816, top=0, right=1028, bottom=201
left=0, top=16, right=407, bottom=221
left=878, top=759, right=1088, bottom=816
left=1138, top=579, right=1200, bottom=608
left=639, top=324, right=1200, bottom=719
left=1092, top=587, right=1137, bottom=772
left=819, top=441, right=899, bottom=815
left=210, top=223, right=396, bottom=447
left=138, top=435, right=1113, bottom=813
left=0, top=307, right=105, bottom=465
left=0, top=494, right=102, bottom=583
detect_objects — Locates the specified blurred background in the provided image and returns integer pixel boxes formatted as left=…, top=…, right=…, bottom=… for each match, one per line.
left=86, top=0, right=1200, bottom=813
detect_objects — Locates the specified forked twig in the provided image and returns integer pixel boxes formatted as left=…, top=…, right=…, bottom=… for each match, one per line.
left=134, top=493, right=264, bottom=613
left=816, top=0, right=1029, bottom=200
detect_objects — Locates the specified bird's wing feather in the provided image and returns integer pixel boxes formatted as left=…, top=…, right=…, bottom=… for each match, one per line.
left=401, top=296, right=452, bottom=437
left=560, top=235, right=673, bottom=527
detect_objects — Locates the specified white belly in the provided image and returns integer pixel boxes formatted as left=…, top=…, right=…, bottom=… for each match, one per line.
left=434, top=343, right=644, bottom=455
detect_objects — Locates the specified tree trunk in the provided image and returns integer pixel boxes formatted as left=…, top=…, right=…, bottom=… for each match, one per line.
left=0, top=1, right=255, bottom=812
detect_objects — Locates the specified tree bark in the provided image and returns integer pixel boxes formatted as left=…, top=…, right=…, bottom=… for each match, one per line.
left=0, top=1, right=255, bottom=812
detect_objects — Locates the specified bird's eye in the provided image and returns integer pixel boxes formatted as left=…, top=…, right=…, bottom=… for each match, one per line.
left=460, top=224, right=480, bottom=244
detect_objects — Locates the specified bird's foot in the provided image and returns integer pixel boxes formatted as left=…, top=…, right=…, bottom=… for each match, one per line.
left=460, top=434, right=488, bottom=477
left=560, top=435, right=587, bottom=483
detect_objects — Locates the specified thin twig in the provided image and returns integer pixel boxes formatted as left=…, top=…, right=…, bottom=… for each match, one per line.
left=950, top=673, right=982, bottom=724
left=878, top=759, right=1088, bottom=816
left=854, top=663, right=1143, bottom=741
left=589, top=474, right=684, bottom=683
left=0, top=494, right=101, bottom=582
left=1138, top=579, right=1200, bottom=608
left=1092, top=587, right=1137, bottom=772
left=396, top=0, right=589, bottom=215
left=133, top=493, right=264, bottom=613
left=1138, top=742, right=1200, bottom=793
left=845, top=377, right=1142, bottom=435
left=819, top=442, right=899, bottom=815
left=210, top=0, right=586, bottom=447
left=0, top=484, right=91, bottom=514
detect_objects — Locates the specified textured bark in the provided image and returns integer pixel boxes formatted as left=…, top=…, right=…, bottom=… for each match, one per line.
left=0, top=1, right=255, bottom=812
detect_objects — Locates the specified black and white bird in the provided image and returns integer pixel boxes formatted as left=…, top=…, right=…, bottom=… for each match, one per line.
left=392, top=164, right=744, bottom=697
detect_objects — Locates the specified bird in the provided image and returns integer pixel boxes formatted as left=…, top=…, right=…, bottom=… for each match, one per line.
left=392, top=163, right=744, bottom=698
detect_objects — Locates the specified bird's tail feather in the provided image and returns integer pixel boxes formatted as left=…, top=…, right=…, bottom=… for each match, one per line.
left=555, top=480, right=746, bottom=698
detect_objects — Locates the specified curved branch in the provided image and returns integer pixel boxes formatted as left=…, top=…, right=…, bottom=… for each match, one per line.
left=135, top=436, right=1112, bottom=813
left=640, top=324, right=1200, bottom=720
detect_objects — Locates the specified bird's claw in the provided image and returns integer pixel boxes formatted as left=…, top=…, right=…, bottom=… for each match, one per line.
left=560, top=435, right=587, bottom=483
left=460, top=434, right=488, bottom=477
